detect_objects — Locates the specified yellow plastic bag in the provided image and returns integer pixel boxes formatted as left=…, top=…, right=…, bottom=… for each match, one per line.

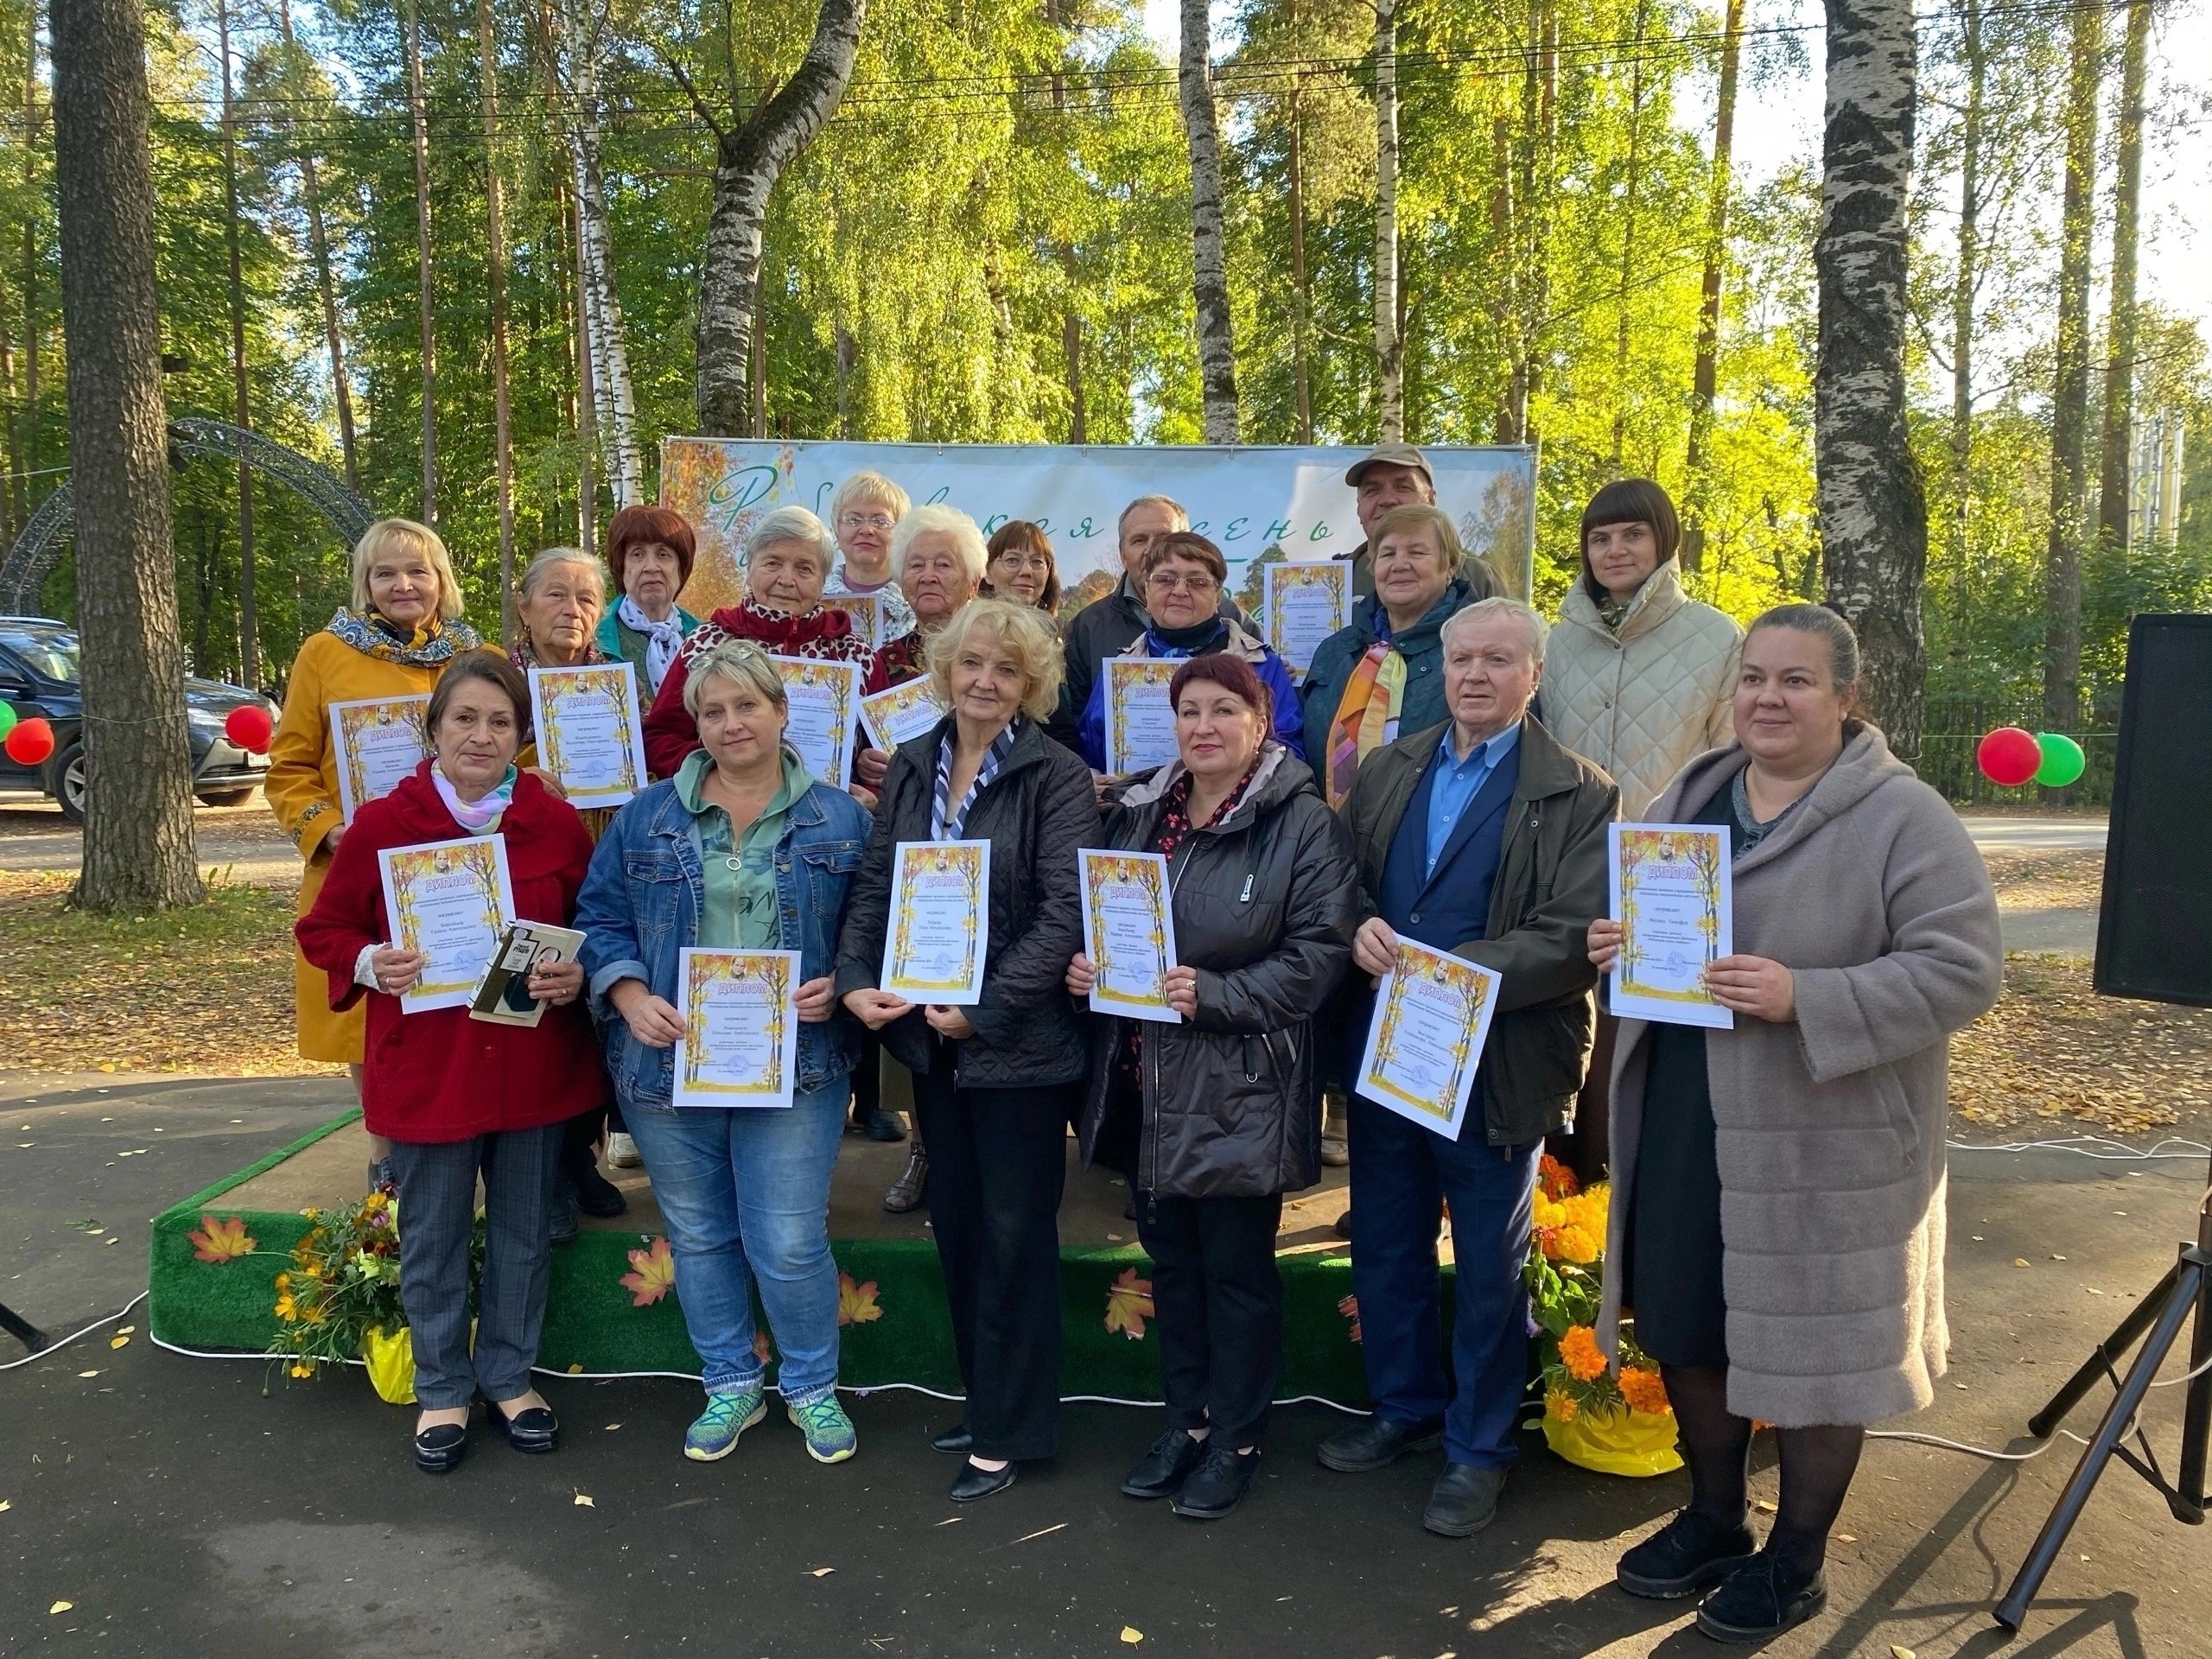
left=1541, top=1402, right=1682, bottom=1478
left=362, top=1325, right=416, bottom=1405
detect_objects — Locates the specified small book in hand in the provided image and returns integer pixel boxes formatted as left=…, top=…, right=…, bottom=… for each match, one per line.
left=469, top=921, right=587, bottom=1027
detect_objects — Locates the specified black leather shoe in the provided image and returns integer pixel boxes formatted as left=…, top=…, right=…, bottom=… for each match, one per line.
left=549, top=1192, right=580, bottom=1245
left=1617, top=1508, right=1758, bottom=1599
left=931, top=1423, right=974, bottom=1456
left=883, top=1146, right=928, bottom=1214
left=863, top=1109, right=907, bottom=1142
left=949, top=1459, right=1019, bottom=1503
left=1694, top=1550, right=1827, bottom=1643
left=572, top=1163, right=627, bottom=1219
left=1422, top=1461, right=1506, bottom=1537
left=484, top=1396, right=559, bottom=1454
left=1122, top=1427, right=1206, bottom=1499
left=414, top=1420, right=468, bottom=1474
left=1171, top=1444, right=1260, bottom=1519
left=1316, top=1415, right=1442, bottom=1472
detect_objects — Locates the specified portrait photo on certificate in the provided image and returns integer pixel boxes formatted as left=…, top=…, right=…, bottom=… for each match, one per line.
left=1078, top=849, right=1179, bottom=1023
left=1103, top=657, right=1182, bottom=776
left=1609, top=822, right=1734, bottom=1028
left=880, top=840, right=990, bottom=1005
left=1355, top=937, right=1503, bottom=1140
left=859, top=676, right=950, bottom=753
left=331, top=695, right=433, bottom=823
left=1261, top=561, right=1349, bottom=680
left=673, top=948, right=801, bottom=1109
left=528, top=662, right=648, bottom=808
left=377, top=834, right=518, bottom=1014
left=769, top=655, right=861, bottom=790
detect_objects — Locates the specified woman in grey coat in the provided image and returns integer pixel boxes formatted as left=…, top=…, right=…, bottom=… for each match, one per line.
left=1068, top=652, right=1359, bottom=1520
left=1587, top=604, right=2001, bottom=1643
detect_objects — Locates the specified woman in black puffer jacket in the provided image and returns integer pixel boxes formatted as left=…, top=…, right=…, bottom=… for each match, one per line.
left=1069, top=652, right=1358, bottom=1521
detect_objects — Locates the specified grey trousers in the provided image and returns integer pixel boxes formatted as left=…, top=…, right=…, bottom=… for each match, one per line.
left=386, top=1124, right=564, bottom=1409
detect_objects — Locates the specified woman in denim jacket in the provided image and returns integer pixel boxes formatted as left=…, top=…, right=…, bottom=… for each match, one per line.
left=575, top=639, right=871, bottom=1466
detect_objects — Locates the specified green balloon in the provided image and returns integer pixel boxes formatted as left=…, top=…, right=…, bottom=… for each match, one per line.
left=0, top=702, right=16, bottom=740
left=2034, top=731, right=2087, bottom=788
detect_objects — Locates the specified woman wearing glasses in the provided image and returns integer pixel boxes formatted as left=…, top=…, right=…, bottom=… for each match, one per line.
left=979, top=519, right=1062, bottom=621
left=824, top=472, right=918, bottom=646
left=1075, top=532, right=1304, bottom=774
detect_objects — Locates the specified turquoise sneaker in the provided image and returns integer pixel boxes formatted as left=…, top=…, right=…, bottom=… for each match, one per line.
left=683, top=1387, right=766, bottom=1462
left=786, top=1395, right=858, bottom=1465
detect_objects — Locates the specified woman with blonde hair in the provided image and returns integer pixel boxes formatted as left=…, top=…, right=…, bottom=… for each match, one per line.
left=265, top=518, right=483, bottom=1186
left=823, top=471, right=918, bottom=645
left=836, top=599, right=1095, bottom=1503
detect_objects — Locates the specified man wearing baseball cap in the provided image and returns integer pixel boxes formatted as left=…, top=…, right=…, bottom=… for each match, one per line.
left=1338, top=443, right=1497, bottom=605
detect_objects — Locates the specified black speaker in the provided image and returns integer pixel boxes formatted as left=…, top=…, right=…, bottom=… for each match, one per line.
left=2094, top=613, right=2212, bottom=1007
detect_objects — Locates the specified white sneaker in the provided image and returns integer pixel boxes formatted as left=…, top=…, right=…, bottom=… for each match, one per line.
left=605, top=1132, right=643, bottom=1168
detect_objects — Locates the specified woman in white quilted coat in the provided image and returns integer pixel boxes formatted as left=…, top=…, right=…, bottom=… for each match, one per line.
left=1544, top=479, right=1742, bottom=1179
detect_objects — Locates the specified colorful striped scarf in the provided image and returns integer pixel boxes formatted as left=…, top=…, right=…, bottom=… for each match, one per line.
left=1324, top=638, right=1407, bottom=809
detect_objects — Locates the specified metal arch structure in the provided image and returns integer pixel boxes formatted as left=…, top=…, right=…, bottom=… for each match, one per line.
left=0, top=417, right=375, bottom=613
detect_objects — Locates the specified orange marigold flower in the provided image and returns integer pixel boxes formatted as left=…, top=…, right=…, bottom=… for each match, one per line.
left=1546, top=1389, right=1579, bottom=1422
left=1560, top=1324, right=1607, bottom=1382
left=1553, top=1224, right=1600, bottom=1266
left=1619, top=1367, right=1669, bottom=1415
left=1538, top=1152, right=1580, bottom=1201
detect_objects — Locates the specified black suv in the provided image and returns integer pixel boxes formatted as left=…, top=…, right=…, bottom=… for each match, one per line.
left=0, top=615, right=277, bottom=823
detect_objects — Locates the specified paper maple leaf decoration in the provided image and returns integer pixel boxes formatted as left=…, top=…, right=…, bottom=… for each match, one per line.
left=188, top=1214, right=257, bottom=1264
left=836, top=1272, right=882, bottom=1327
left=620, top=1236, right=675, bottom=1306
left=1104, top=1268, right=1154, bottom=1340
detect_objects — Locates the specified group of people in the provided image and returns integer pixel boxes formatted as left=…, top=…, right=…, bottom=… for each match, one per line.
left=270, top=446, right=2002, bottom=1646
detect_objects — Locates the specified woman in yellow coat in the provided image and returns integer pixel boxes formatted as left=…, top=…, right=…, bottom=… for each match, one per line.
left=264, top=518, right=483, bottom=1181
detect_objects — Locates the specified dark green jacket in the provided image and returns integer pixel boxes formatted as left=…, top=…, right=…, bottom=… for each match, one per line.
left=1338, top=713, right=1618, bottom=1147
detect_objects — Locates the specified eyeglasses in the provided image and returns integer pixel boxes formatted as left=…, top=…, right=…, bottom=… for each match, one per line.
left=838, top=512, right=895, bottom=532
left=1147, top=571, right=1218, bottom=594
left=992, top=553, right=1051, bottom=573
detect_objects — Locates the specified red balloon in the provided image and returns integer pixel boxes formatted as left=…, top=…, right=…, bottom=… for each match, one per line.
left=3, top=715, right=54, bottom=766
left=225, top=703, right=275, bottom=754
left=1976, top=726, right=2042, bottom=788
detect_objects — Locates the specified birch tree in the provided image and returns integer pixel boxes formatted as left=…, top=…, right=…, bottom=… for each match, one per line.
left=2040, top=0, right=2101, bottom=734
left=2096, top=0, right=2152, bottom=558
left=1179, top=0, right=1240, bottom=442
left=555, top=0, right=641, bottom=504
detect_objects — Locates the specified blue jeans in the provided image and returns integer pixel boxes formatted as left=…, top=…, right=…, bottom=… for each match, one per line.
left=622, top=1081, right=846, bottom=1404
left=1345, top=1096, right=1540, bottom=1468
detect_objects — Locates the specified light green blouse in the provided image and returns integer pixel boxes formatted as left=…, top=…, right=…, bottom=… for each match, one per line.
left=672, top=748, right=809, bottom=950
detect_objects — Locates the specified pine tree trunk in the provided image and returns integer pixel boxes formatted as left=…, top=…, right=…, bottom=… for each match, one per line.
left=51, top=0, right=203, bottom=909
left=1681, top=0, right=1743, bottom=570
left=694, top=0, right=864, bottom=436
left=276, top=0, right=358, bottom=494
left=2096, top=0, right=2151, bottom=557
left=1946, top=0, right=1983, bottom=619
left=1610, top=0, right=1650, bottom=471
left=405, top=0, right=437, bottom=522
left=2041, top=0, right=2102, bottom=736
left=1178, top=0, right=1239, bottom=443
left=1815, top=0, right=1927, bottom=760
left=1371, top=0, right=1402, bottom=442
left=216, top=0, right=257, bottom=689
left=478, top=0, right=516, bottom=638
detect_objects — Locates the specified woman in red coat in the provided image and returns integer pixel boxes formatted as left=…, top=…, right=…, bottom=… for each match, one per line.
left=297, top=651, right=601, bottom=1475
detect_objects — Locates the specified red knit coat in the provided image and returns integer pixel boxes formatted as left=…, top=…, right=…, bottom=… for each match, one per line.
left=294, top=761, right=602, bottom=1143
left=641, top=601, right=880, bottom=779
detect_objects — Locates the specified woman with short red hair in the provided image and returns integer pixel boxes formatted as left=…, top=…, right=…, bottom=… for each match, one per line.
left=596, top=504, right=703, bottom=697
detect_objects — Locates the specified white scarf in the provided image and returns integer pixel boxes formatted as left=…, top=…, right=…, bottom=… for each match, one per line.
left=618, top=595, right=686, bottom=693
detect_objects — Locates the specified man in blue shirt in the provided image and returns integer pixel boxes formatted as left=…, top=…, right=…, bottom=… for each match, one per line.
left=1320, top=600, right=1618, bottom=1540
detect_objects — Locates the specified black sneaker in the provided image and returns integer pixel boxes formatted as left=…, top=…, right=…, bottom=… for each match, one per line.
left=1694, top=1549, right=1827, bottom=1643
left=1616, top=1509, right=1758, bottom=1599
left=572, top=1162, right=627, bottom=1219
left=1122, top=1427, right=1205, bottom=1499
left=1170, top=1444, right=1259, bottom=1519
left=1316, top=1415, right=1442, bottom=1473
left=863, top=1109, right=907, bottom=1142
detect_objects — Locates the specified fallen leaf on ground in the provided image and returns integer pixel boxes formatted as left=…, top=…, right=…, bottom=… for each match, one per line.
left=810, top=1567, right=835, bottom=1577
left=48, top=1601, right=72, bottom=1615
left=109, top=1336, right=129, bottom=1350
left=604, top=1422, right=620, bottom=1431
left=76, top=1370, right=99, bottom=1379
left=1891, top=1647, right=1916, bottom=1659
left=1120, top=1630, right=1143, bottom=1646
left=567, top=1363, right=583, bottom=1373
left=1753, top=1499, right=1777, bottom=1514
left=2015, top=1258, right=2031, bottom=1268
left=573, top=1493, right=594, bottom=1507
left=0, top=1499, right=10, bottom=1511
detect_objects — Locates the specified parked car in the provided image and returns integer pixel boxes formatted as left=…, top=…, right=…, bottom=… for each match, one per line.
left=0, top=615, right=278, bottom=824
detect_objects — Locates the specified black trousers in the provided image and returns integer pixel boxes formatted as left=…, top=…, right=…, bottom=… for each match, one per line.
left=915, top=1063, right=1068, bottom=1461
left=849, top=1028, right=882, bottom=1122
left=1137, top=1191, right=1285, bottom=1449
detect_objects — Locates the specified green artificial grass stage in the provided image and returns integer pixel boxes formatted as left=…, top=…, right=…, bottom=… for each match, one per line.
left=149, top=1111, right=1434, bottom=1405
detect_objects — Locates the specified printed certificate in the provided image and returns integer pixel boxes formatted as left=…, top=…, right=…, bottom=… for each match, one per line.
left=1610, top=823, right=1734, bottom=1029
left=1079, top=849, right=1179, bottom=1024
left=331, top=696, right=432, bottom=823
left=881, top=839, right=990, bottom=1005
left=859, top=676, right=949, bottom=753
left=1262, top=561, right=1349, bottom=680
left=1103, top=658, right=1182, bottom=777
left=1355, top=937, right=1503, bottom=1141
left=769, top=655, right=861, bottom=790
left=831, top=593, right=883, bottom=649
left=528, top=661, right=648, bottom=808
left=673, top=948, right=801, bottom=1109
left=378, top=835, right=517, bottom=1014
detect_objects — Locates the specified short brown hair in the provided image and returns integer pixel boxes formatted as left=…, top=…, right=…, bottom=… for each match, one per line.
left=1168, top=651, right=1271, bottom=728
left=606, top=505, right=697, bottom=590
left=984, top=519, right=1062, bottom=612
left=1141, top=530, right=1228, bottom=588
left=1579, top=479, right=1680, bottom=595
left=424, top=649, right=529, bottom=742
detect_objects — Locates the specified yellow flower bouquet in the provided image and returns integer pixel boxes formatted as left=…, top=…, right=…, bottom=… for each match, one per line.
left=1522, top=1154, right=1681, bottom=1477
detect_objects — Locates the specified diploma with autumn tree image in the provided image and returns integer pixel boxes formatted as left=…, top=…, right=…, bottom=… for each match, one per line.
left=1079, top=849, right=1179, bottom=1024
left=769, top=654, right=861, bottom=790
left=331, top=695, right=433, bottom=823
left=527, top=661, right=649, bottom=808
left=1103, top=657, right=1182, bottom=776
left=1356, top=937, right=1503, bottom=1141
left=830, top=592, right=882, bottom=649
left=377, top=834, right=517, bottom=1014
left=673, top=948, right=801, bottom=1109
left=880, top=840, right=990, bottom=1005
left=1608, top=822, right=1733, bottom=1029
left=1262, top=561, right=1348, bottom=679
left=859, top=674, right=949, bottom=752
